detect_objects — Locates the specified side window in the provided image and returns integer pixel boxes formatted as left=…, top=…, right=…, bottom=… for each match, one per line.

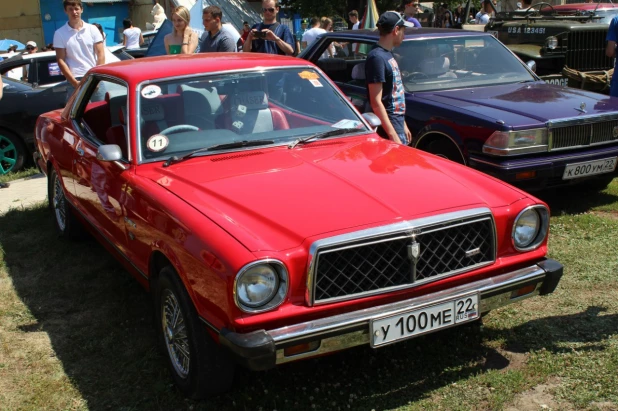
left=74, top=78, right=129, bottom=158
left=315, top=40, right=375, bottom=84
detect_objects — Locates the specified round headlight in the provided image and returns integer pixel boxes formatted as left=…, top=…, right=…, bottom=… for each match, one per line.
left=546, top=36, right=558, bottom=50
left=236, top=264, right=279, bottom=308
left=513, top=208, right=541, bottom=249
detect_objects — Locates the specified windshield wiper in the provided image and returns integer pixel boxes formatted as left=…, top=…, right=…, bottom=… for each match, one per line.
left=163, top=139, right=274, bottom=167
left=288, top=128, right=361, bottom=149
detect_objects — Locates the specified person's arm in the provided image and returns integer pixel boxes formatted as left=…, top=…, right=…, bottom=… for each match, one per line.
left=606, top=19, right=618, bottom=57
left=164, top=34, right=170, bottom=54
left=180, top=29, right=197, bottom=54
left=139, top=32, right=144, bottom=46
left=123, top=30, right=127, bottom=46
left=367, top=83, right=402, bottom=144
left=220, top=35, right=237, bottom=53
left=56, top=48, right=79, bottom=87
left=606, top=41, right=616, bottom=58
left=94, top=41, right=105, bottom=65
left=263, top=27, right=294, bottom=55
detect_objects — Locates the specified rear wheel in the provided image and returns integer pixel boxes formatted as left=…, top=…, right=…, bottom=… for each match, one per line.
left=154, top=266, right=235, bottom=399
left=0, top=130, right=26, bottom=175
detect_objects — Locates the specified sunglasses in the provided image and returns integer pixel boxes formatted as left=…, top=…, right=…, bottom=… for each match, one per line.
left=26, top=46, right=35, bottom=50
left=262, top=7, right=276, bottom=12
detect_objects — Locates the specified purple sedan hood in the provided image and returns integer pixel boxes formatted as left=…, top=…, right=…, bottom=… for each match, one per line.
left=417, top=83, right=618, bottom=129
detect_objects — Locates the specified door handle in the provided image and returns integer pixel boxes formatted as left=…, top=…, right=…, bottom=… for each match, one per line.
left=76, top=147, right=84, bottom=156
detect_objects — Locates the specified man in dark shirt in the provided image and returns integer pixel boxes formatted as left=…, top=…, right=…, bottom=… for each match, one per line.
left=197, top=5, right=237, bottom=53
left=242, top=0, right=294, bottom=55
left=365, top=11, right=412, bottom=145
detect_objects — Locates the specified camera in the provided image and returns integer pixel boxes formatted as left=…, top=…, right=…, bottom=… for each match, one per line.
left=254, top=31, right=267, bottom=39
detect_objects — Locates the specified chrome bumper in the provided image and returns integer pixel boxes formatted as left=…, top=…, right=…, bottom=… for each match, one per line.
left=219, top=259, right=562, bottom=371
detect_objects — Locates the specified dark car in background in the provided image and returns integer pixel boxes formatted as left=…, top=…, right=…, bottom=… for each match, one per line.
left=300, top=28, right=618, bottom=191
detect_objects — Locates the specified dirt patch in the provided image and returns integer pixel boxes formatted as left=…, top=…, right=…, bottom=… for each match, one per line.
left=590, top=402, right=618, bottom=411
left=483, top=347, right=528, bottom=372
left=591, top=210, right=618, bottom=221
left=505, top=377, right=572, bottom=411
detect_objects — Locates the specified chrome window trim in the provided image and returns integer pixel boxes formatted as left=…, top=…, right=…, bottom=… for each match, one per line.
left=134, top=65, right=371, bottom=165
left=305, top=207, right=497, bottom=306
left=511, top=205, right=549, bottom=252
left=233, top=259, right=289, bottom=314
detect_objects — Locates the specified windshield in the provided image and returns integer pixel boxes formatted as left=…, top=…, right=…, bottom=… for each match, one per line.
left=394, top=35, right=535, bottom=92
left=137, top=67, right=368, bottom=161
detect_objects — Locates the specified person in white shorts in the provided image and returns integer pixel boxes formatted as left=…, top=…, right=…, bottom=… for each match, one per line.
left=53, top=0, right=105, bottom=103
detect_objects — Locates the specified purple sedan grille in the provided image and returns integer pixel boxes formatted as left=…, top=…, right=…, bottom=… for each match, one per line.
left=551, top=120, right=618, bottom=150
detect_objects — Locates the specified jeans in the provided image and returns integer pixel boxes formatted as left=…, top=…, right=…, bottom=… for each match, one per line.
left=66, top=77, right=106, bottom=104
left=390, top=114, right=408, bottom=145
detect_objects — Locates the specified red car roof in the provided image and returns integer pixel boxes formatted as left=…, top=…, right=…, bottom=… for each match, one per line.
left=91, top=53, right=316, bottom=83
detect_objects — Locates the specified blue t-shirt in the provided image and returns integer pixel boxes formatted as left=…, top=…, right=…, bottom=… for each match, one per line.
left=365, top=46, right=406, bottom=118
left=405, top=16, right=422, bottom=28
left=607, top=16, right=618, bottom=66
left=250, top=22, right=295, bottom=55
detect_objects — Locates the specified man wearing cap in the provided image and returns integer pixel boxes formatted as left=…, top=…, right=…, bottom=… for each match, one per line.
left=365, top=11, right=412, bottom=145
left=401, top=1, right=422, bottom=27
left=295, top=19, right=309, bottom=54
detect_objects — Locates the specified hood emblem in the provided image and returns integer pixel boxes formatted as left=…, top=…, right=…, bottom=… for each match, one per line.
left=407, top=234, right=421, bottom=283
left=575, top=102, right=587, bottom=114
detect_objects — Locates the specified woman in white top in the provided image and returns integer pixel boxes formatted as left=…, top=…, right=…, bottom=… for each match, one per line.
left=123, top=18, right=144, bottom=50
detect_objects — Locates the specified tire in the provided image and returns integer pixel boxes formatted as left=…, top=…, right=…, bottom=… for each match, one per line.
left=154, top=266, right=235, bottom=399
left=0, top=130, right=27, bottom=174
left=423, top=138, right=466, bottom=165
left=48, top=168, right=83, bottom=239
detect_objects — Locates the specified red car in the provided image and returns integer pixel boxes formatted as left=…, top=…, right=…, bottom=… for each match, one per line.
left=34, top=53, right=563, bottom=398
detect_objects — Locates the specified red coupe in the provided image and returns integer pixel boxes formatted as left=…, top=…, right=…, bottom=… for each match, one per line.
left=34, top=53, right=563, bottom=398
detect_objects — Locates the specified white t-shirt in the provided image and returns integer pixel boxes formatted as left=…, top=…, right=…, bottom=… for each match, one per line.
left=53, top=21, right=103, bottom=77
left=475, top=12, right=490, bottom=24
left=221, top=24, right=241, bottom=51
left=302, top=27, right=326, bottom=47
left=352, top=22, right=360, bottom=30
left=123, top=27, right=142, bottom=50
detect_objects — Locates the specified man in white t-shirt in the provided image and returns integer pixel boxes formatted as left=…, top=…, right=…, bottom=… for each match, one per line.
left=301, top=17, right=325, bottom=50
left=53, top=0, right=105, bottom=102
left=475, top=0, right=491, bottom=24
left=122, top=18, right=143, bottom=50
left=349, top=10, right=360, bottom=29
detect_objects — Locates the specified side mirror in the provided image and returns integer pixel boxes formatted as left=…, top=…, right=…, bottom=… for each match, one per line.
left=97, top=144, right=126, bottom=170
left=362, top=112, right=382, bottom=129
left=526, top=60, right=537, bottom=73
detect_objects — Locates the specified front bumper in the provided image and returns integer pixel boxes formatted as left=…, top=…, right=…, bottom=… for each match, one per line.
left=219, top=259, right=563, bottom=371
left=469, top=145, right=618, bottom=191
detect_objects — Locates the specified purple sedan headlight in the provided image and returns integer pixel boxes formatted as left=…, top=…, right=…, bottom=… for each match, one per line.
left=483, top=129, right=548, bottom=156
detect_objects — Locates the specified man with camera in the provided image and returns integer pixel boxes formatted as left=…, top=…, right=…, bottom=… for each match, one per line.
left=243, top=0, right=294, bottom=55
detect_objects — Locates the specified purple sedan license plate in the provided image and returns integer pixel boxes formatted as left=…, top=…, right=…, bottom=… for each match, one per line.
left=370, top=293, right=479, bottom=347
left=562, top=157, right=617, bottom=180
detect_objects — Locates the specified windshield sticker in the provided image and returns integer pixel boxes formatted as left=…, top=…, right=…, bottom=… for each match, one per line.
left=331, top=119, right=362, bottom=129
left=232, top=121, right=244, bottom=131
left=309, top=79, right=323, bottom=87
left=298, top=71, right=320, bottom=80
left=141, top=85, right=162, bottom=99
left=146, top=134, right=169, bottom=152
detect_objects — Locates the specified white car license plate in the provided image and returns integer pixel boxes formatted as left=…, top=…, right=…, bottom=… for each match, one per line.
left=562, top=157, right=617, bottom=180
left=370, top=293, right=479, bottom=347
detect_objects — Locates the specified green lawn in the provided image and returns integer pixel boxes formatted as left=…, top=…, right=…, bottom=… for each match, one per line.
left=0, top=182, right=617, bottom=410
left=0, top=167, right=40, bottom=184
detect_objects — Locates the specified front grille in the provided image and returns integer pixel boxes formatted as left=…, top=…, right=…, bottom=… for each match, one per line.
left=565, top=30, right=613, bottom=71
left=551, top=120, right=618, bottom=150
left=311, top=215, right=495, bottom=304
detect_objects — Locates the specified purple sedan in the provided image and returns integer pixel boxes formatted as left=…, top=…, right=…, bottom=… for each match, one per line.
left=300, top=28, right=618, bottom=191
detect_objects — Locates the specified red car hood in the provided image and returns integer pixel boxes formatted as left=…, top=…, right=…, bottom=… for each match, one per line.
left=141, top=137, right=526, bottom=251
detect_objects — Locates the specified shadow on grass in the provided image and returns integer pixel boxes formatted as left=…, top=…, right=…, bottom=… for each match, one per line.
left=1, top=206, right=615, bottom=410
left=535, top=182, right=618, bottom=216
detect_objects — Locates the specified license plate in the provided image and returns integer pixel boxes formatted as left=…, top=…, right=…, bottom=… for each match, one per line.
left=562, top=157, right=617, bottom=180
left=370, top=293, right=479, bottom=347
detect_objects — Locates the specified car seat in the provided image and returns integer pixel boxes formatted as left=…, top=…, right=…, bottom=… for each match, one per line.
left=179, top=84, right=221, bottom=130
left=221, top=91, right=288, bottom=134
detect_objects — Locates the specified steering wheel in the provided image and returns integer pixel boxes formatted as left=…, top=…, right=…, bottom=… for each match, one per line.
left=158, top=124, right=199, bottom=135
left=524, top=2, right=555, bottom=16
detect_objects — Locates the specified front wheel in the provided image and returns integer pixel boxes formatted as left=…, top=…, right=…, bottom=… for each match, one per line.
left=154, top=266, right=235, bottom=399
left=48, top=168, right=83, bottom=238
left=0, top=130, right=27, bottom=175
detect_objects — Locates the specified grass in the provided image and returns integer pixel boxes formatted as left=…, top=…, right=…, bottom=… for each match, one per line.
left=0, top=181, right=618, bottom=410
left=0, top=167, right=40, bottom=184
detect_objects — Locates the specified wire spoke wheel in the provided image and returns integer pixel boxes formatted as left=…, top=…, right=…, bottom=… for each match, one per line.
left=52, top=173, right=67, bottom=232
left=161, top=289, right=191, bottom=378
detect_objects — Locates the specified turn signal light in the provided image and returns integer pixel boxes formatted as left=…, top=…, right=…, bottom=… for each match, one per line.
left=283, top=341, right=320, bottom=357
left=511, top=284, right=537, bottom=299
left=515, top=171, right=536, bottom=180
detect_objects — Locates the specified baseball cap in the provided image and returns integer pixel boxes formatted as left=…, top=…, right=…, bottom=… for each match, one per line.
left=376, top=11, right=414, bottom=31
left=26, top=41, right=37, bottom=48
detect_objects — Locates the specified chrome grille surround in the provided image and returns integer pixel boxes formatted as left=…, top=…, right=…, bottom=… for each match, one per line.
left=305, top=208, right=497, bottom=306
left=548, top=113, right=618, bottom=152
